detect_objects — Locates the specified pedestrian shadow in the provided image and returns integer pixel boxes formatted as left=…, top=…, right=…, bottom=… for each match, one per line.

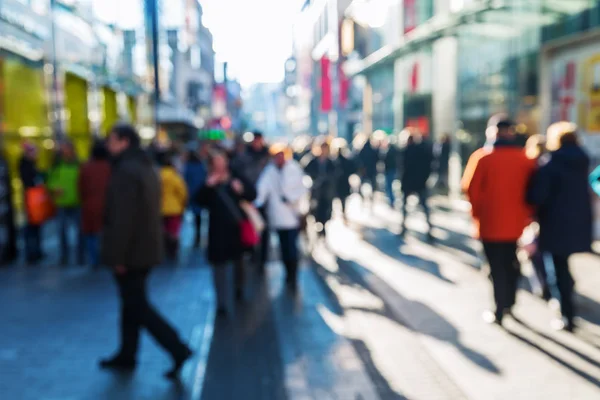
left=199, top=275, right=288, bottom=400
left=505, top=326, right=600, bottom=388
left=312, top=250, right=501, bottom=377
left=358, top=227, right=455, bottom=284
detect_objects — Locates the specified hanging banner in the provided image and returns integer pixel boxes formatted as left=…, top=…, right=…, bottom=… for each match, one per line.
left=320, top=56, right=332, bottom=112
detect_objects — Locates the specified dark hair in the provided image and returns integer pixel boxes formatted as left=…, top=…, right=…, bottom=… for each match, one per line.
left=252, top=130, right=264, bottom=139
left=91, top=141, right=108, bottom=160
left=110, top=123, right=141, bottom=148
left=156, top=151, right=173, bottom=167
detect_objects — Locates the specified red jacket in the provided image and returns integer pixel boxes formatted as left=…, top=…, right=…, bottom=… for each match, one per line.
left=463, top=144, right=536, bottom=242
left=78, top=160, right=111, bottom=234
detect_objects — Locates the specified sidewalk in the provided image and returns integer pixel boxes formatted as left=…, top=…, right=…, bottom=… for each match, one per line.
left=310, top=195, right=600, bottom=399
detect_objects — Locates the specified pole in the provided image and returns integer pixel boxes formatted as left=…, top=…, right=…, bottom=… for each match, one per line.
left=146, top=0, right=161, bottom=135
left=50, top=0, right=63, bottom=140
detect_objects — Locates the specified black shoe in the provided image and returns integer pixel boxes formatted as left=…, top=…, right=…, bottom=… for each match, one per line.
left=482, top=310, right=504, bottom=326
left=165, top=348, right=193, bottom=380
left=99, top=356, right=136, bottom=372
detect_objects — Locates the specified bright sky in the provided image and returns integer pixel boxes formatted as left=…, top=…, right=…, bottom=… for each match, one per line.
left=92, top=0, right=302, bottom=86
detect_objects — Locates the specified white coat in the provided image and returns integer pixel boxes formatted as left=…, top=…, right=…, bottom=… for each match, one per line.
left=255, top=160, right=308, bottom=230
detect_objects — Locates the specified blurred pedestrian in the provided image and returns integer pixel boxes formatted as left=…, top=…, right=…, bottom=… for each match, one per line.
left=245, top=131, right=271, bottom=184
left=195, top=150, right=257, bottom=315
left=100, top=124, right=192, bottom=379
left=435, top=134, right=451, bottom=191
left=463, top=117, right=536, bottom=325
left=358, top=135, right=380, bottom=205
left=48, top=141, right=83, bottom=265
left=334, top=144, right=357, bottom=221
left=158, top=151, right=188, bottom=260
left=305, top=141, right=337, bottom=238
left=383, top=137, right=400, bottom=207
left=0, top=148, right=17, bottom=265
left=184, top=141, right=209, bottom=248
left=255, top=144, right=308, bottom=292
left=20, top=142, right=44, bottom=264
left=399, top=129, right=434, bottom=238
left=78, top=141, right=111, bottom=268
left=523, top=134, right=550, bottom=300
left=527, top=122, right=593, bottom=332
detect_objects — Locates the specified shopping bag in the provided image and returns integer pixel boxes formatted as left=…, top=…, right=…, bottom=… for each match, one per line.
left=240, top=219, right=260, bottom=247
left=240, top=200, right=265, bottom=234
left=25, top=185, right=56, bottom=225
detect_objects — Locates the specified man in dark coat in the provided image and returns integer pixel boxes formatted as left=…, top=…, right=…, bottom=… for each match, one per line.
left=400, top=132, right=434, bottom=237
left=435, top=134, right=451, bottom=190
left=358, top=137, right=380, bottom=202
left=335, top=147, right=357, bottom=220
left=527, top=125, right=593, bottom=331
left=100, top=124, right=191, bottom=379
left=0, top=150, right=17, bottom=265
left=305, top=142, right=337, bottom=237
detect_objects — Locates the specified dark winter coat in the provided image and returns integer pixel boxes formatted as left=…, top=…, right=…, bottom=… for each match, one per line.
left=79, top=160, right=111, bottom=234
left=196, top=174, right=257, bottom=265
left=19, top=157, right=42, bottom=189
left=527, top=143, right=593, bottom=257
left=359, top=142, right=379, bottom=180
left=101, top=147, right=164, bottom=269
left=384, top=146, right=400, bottom=174
left=401, top=141, right=433, bottom=193
left=305, top=157, right=337, bottom=223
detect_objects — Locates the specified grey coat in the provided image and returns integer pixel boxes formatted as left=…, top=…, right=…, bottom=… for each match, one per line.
left=101, top=147, right=163, bottom=269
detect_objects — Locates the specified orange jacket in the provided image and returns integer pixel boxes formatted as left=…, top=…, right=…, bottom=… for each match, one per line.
left=463, top=144, right=536, bottom=242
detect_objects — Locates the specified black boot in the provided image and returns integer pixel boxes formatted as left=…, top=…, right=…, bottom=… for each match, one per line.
left=165, top=348, right=193, bottom=380
left=99, top=355, right=136, bottom=371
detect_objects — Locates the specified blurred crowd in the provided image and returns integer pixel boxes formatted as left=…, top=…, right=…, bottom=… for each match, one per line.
left=0, top=114, right=599, bottom=373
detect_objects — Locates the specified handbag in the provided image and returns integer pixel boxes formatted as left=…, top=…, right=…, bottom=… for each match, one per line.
left=25, top=185, right=56, bottom=226
left=216, top=185, right=260, bottom=248
left=240, top=200, right=265, bottom=234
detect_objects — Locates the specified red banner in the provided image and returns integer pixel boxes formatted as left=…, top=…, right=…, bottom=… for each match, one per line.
left=339, top=62, right=350, bottom=108
left=320, top=56, right=332, bottom=112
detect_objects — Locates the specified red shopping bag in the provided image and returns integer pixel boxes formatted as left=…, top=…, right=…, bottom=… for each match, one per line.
left=25, top=185, right=56, bottom=225
left=240, top=219, right=260, bottom=248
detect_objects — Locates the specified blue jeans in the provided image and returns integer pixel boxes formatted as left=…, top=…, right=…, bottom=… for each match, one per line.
left=85, top=234, right=100, bottom=267
left=58, top=208, right=84, bottom=264
left=385, top=172, right=396, bottom=206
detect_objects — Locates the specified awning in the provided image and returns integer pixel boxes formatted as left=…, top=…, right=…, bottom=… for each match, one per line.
left=345, top=0, right=596, bottom=77
left=157, top=103, right=197, bottom=128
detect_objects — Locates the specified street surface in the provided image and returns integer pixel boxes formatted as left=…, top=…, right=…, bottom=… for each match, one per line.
left=1, top=195, right=600, bottom=399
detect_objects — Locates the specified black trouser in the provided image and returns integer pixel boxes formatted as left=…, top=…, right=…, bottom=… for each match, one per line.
left=482, top=242, right=520, bottom=316
left=193, top=211, right=202, bottom=247
left=401, top=189, right=431, bottom=230
left=277, top=229, right=299, bottom=285
left=115, top=270, right=188, bottom=362
left=547, top=254, right=575, bottom=323
left=24, top=224, right=42, bottom=262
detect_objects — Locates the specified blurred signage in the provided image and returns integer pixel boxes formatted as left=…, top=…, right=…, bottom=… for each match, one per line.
left=0, top=20, right=44, bottom=61
left=320, top=56, right=332, bottom=112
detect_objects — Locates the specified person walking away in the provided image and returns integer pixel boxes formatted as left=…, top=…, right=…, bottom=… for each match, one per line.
left=195, top=150, right=257, bottom=315
left=158, top=152, right=188, bottom=260
left=335, top=146, right=358, bottom=221
left=522, top=134, right=550, bottom=300
left=20, top=143, right=45, bottom=264
left=305, top=141, right=337, bottom=238
left=358, top=136, right=380, bottom=206
left=527, top=122, right=593, bottom=332
left=383, top=137, right=400, bottom=207
left=78, top=142, right=111, bottom=268
left=184, top=142, right=208, bottom=248
left=255, top=144, right=308, bottom=292
left=435, top=134, right=451, bottom=191
left=48, top=141, right=83, bottom=265
left=100, top=124, right=192, bottom=379
left=0, top=148, right=17, bottom=265
left=399, top=129, right=434, bottom=239
left=463, top=118, right=536, bottom=325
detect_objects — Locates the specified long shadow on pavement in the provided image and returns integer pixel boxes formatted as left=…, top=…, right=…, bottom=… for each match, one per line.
left=199, top=275, right=288, bottom=400
left=313, top=249, right=501, bottom=377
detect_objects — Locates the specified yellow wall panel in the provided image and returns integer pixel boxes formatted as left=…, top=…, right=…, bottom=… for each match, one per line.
left=64, top=73, right=89, bottom=135
left=102, top=87, right=118, bottom=136
left=128, top=96, right=137, bottom=123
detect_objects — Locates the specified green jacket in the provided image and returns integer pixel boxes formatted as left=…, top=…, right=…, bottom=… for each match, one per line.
left=47, top=161, right=80, bottom=207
